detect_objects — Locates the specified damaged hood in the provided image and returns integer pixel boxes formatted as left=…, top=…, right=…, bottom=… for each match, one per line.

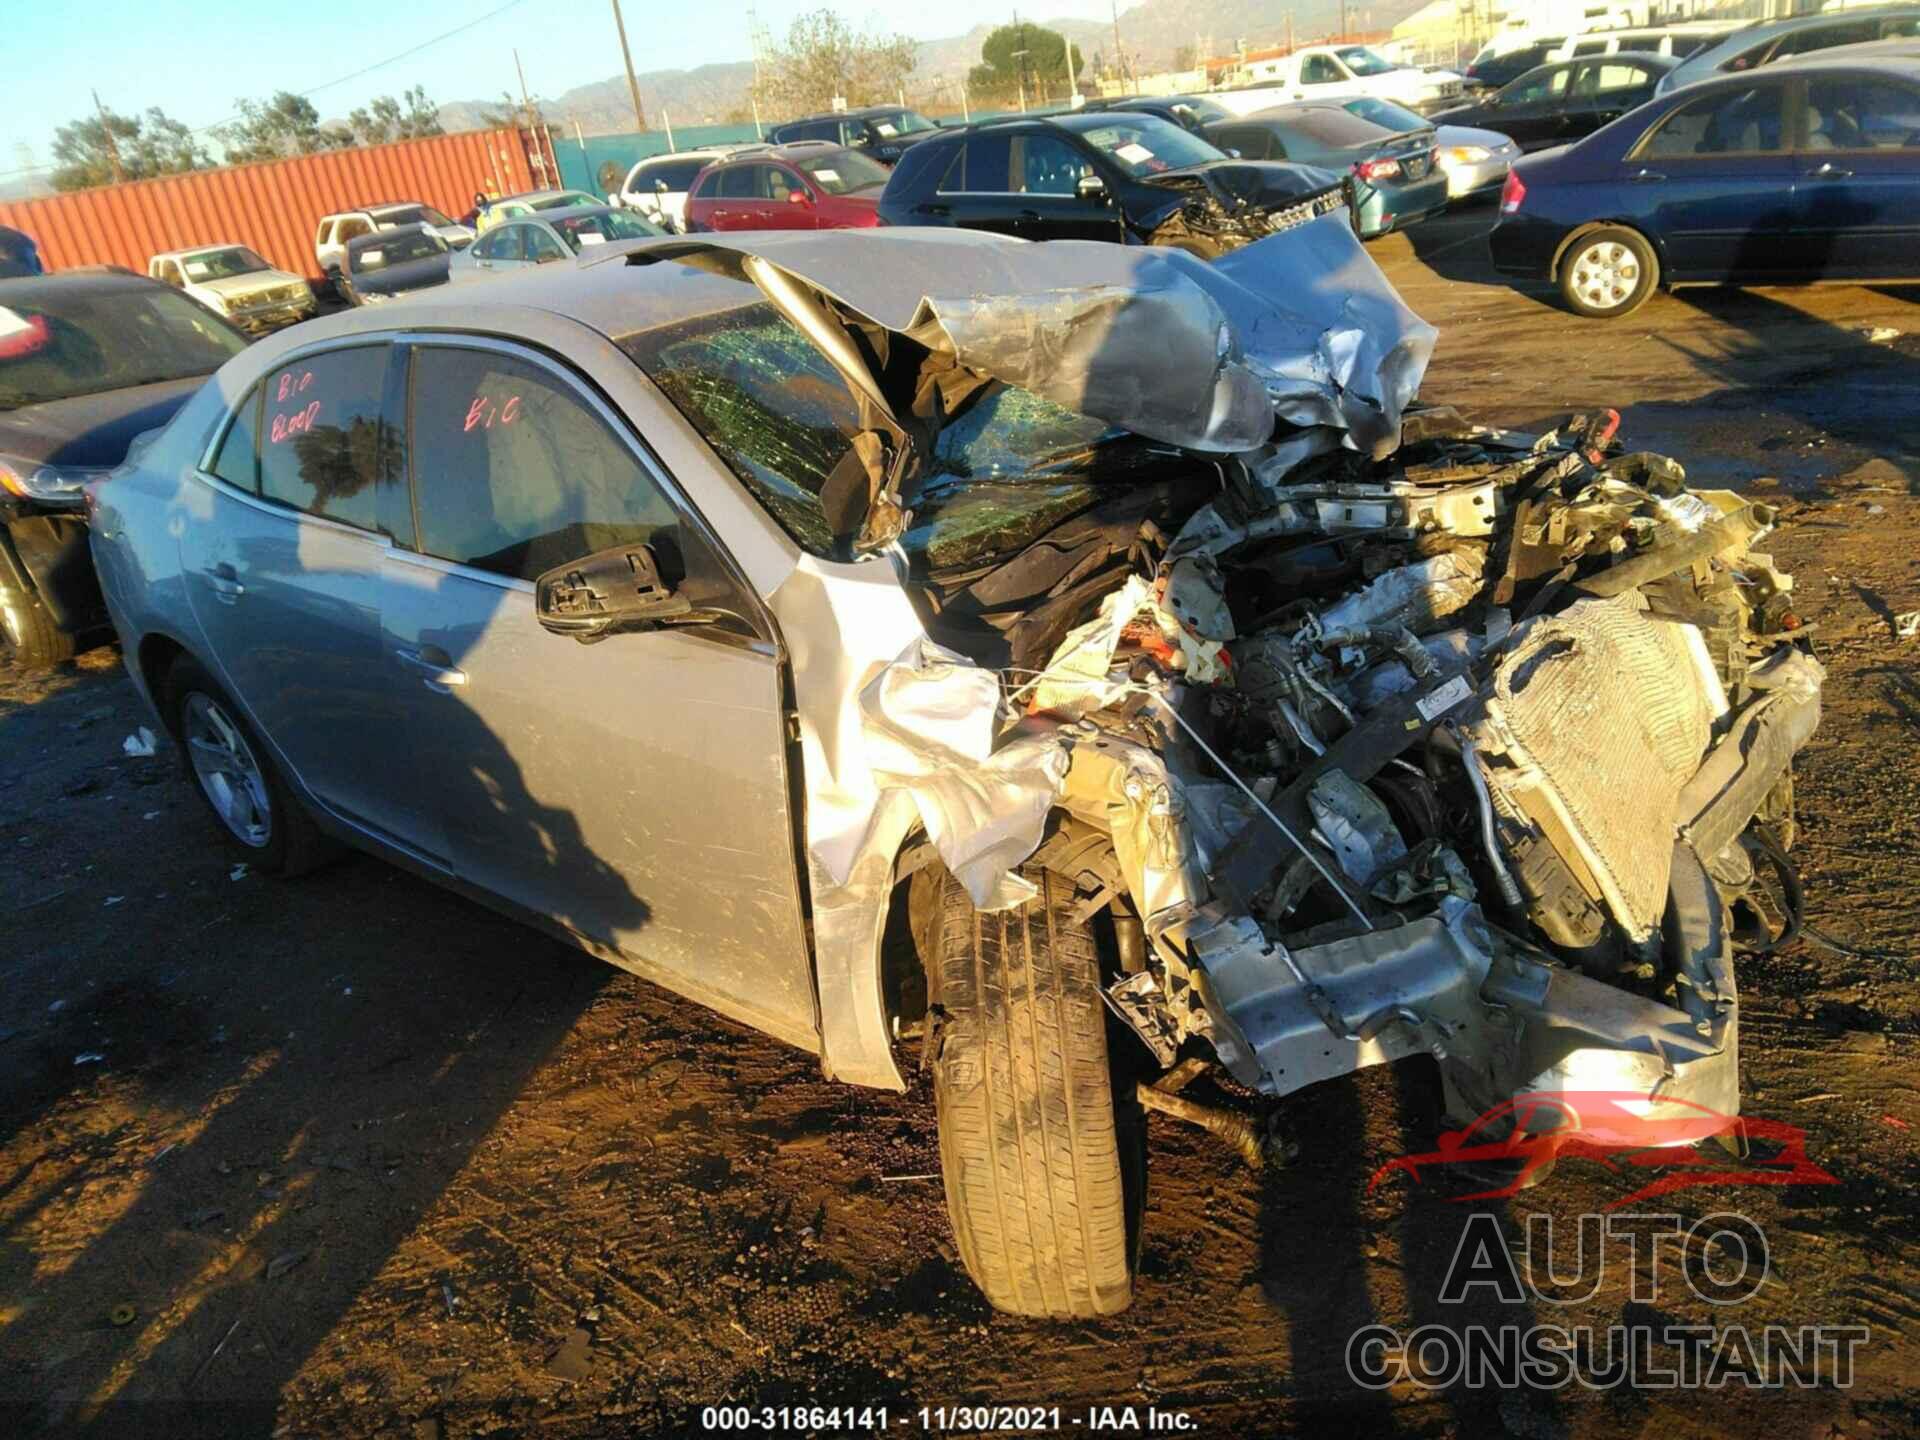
left=612, top=225, right=1434, bottom=539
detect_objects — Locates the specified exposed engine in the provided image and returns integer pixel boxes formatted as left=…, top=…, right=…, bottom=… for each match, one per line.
left=922, top=406, right=1819, bottom=1122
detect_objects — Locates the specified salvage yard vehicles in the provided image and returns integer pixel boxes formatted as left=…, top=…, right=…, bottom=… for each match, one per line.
left=614, top=146, right=770, bottom=231
left=148, top=245, right=316, bottom=334
left=768, top=106, right=942, bottom=166
left=1, top=268, right=247, bottom=666
left=1656, top=4, right=1920, bottom=94
left=876, top=112, right=1347, bottom=257
left=1429, top=52, right=1678, bottom=153
left=683, top=144, right=890, bottom=232
left=1490, top=55, right=1920, bottom=316
left=473, top=188, right=602, bottom=235
left=90, top=222, right=1822, bottom=1318
left=451, top=205, right=663, bottom=282
left=336, top=226, right=451, bottom=306
left=1211, top=44, right=1465, bottom=116
left=1205, top=105, right=1450, bottom=237
left=1333, top=96, right=1521, bottom=200
left=314, top=202, right=474, bottom=285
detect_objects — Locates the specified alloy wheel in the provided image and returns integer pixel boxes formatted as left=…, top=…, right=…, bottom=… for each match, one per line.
left=183, top=692, right=273, bottom=848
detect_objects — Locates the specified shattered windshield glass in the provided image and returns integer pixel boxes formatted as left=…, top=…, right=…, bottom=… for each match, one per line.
left=620, top=301, right=1179, bottom=563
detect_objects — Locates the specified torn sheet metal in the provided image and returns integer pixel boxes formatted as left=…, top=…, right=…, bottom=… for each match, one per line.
left=1025, top=574, right=1227, bottom=718
left=618, top=224, right=1434, bottom=461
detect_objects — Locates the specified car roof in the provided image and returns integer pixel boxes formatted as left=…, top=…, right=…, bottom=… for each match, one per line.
left=636, top=145, right=765, bottom=166
left=780, top=106, right=909, bottom=123
left=152, top=243, right=261, bottom=261
left=0, top=269, right=169, bottom=301
left=1771, top=51, right=1920, bottom=75
left=502, top=203, right=624, bottom=223
left=710, top=141, right=846, bottom=164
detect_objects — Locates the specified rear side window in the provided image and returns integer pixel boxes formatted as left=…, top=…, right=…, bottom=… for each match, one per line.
left=408, top=347, right=678, bottom=582
left=1215, top=126, right=1281, bottom=159
left=210, top=386, right=261, bottom=490
left=258, top=346, right=398, bottom=533
left=1805, top=77, right=1920, bottom=150
left=939, top=134, right=1013, bottom=192
left=1640, top=84, right=1786, bottom=156
left=638, top=158, right=705, bottom=191
left=1592, top=63, right=1652, bottom=94
left=719, top=165, right=761, bottom=198
left=1773, top=21, right=1879, bottom=59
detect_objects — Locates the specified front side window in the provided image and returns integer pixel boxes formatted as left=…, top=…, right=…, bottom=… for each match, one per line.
left=1012, top=135, right=1090, bottom=195
left=0, top=286, right=248, bottom=411
left=258, top=346, right=398, bottom=533
left=180, top=247, right=271, bottom=282
left=526, top=227, right=568, bottom=263
left=1502, top=66, right=1573, bottom=106
left=718, top=165, right=762, bottom=199
left=1805, top=77, right=1920, bottom=151
left=1301, top=55, right=1346, bottom=84
left=1639, top=84, right=1786, bottom=157
left=408, top=346, right=677, bottom=582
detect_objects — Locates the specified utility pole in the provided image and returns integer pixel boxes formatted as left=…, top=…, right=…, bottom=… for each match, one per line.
left=514, top=50, right=548, bottom=186
left=610, top=0, right=648, bottom=132
left=1340, top=0, right=1349, bottom=43
left=1286, top=12, right=1294, bottom=54
left=1111, top=0, right=1126, bottom=92
left=92, top=91, right=126, bottom=185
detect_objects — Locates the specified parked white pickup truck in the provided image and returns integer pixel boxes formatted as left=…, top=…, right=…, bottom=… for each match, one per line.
left=1209, top=44, right=1465, bottom=117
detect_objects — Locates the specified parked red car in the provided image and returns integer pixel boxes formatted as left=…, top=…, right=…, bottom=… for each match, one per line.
left=682, top=142, right=888, bottom=232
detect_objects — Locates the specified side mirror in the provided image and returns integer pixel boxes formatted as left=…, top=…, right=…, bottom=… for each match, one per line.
left=1076, top=172, right=1109, bottom=200
left=655, top=178, right=670, bottom=193
left=786, top=188, right=811, bottom=205
left=536, top=542, right=692, bottom=643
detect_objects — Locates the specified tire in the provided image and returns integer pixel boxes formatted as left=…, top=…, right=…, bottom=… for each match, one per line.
left=1558, top=226, right=1658, bottom=318
left=0, top=579, right=75, bottom=669
left=930, top=862, right=1141, bottom=1318
left=162, top=656, right=334, bottom=876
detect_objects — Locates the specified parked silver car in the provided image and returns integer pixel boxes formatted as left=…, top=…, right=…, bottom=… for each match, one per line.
left=450, top=204, right=662, bottom=283
left=88, top=227, right=1820, bottom=1318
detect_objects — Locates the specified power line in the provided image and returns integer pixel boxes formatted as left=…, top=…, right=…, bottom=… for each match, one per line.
left=0, top=0, right=532, bottom=182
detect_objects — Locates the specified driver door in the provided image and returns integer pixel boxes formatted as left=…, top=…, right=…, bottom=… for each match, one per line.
left=376, top=337, right=818, bottom=1048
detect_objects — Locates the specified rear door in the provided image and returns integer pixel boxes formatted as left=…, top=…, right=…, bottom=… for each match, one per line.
left=1623, top=80, right=1798, bottom=280
left=379, top=336, right=818, bottom=1044
left=1489, top=64, right=1579, bottom=149
left=928, top=134, right=1023, bottom=236
left=1794, top=72, right=1920, bottom=278
left=180, top=342, right=435, bottom=854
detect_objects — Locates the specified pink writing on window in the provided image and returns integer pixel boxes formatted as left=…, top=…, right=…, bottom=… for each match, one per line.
left=464, top=393, right=523, bottom=432
left=274, top=370, right=314, bottom=403
left=269, top=400, right=322, bottom=443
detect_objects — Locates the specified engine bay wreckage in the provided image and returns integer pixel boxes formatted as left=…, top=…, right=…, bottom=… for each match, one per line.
left=632, top=223, right=1822, bottom=1133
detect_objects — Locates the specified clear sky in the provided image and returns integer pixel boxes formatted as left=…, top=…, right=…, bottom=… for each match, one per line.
left=2, top=0, right=1127, bottom=176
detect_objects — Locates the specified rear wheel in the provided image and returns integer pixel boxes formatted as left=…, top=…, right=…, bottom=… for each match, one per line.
left=163, top=657, right=334, bottom=876
left=1559, top=226, right=1658, bottom=318
left=930, top=862, right=1143, bottom=1318
left=0, top=577, right=75, bottom=670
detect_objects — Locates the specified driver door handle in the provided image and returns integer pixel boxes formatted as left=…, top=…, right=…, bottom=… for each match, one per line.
left=914, top=202, right=950, bottom=216
left=203, top=565, right=245, bottom=602
left=393, top=645, right=468, bottom=692
left=1629, top=168, right=1667, bottom=183
left=1806, top=163, right=1853, bottom=179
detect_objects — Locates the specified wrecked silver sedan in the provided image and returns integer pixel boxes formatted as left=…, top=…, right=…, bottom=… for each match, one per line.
left=89, top=220, right=1819, bottom=1320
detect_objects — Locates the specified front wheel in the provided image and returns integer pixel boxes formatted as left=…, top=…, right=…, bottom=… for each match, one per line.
left=1559, top=226, right=1658, bottom=318
left=930, top=862, right=1143, bottom=1318
left=0, top=577, right=75, bottom=669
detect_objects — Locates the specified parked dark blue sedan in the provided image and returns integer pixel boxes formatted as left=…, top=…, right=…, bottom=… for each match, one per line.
left=1489, top=56, right=1920, bottom=317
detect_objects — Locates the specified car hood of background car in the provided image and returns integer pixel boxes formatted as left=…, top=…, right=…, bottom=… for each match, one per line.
left=351, top=254, right=451, bottom=298
left=0, top=375, right=207, bottom=467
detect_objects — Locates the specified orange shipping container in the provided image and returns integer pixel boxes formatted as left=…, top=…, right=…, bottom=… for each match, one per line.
left=0, top=128, right=538, bottom=281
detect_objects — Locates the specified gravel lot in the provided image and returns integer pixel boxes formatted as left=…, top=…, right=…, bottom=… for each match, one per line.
left=3, top=209, right=1917, bottom=1438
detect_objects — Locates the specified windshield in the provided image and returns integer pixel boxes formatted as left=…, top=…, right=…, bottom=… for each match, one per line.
left=1337, top=46, right=1399, bottom=76
left=1169, top=97, right=1233, bottom=126
left=795, top=148, right=890, bottom=194
left=553, top=209, right=661, bottom=251
left=872, top=109, right=938, bottom=137
left=0, top=287, right=247, bottom=410
left=532, top=192, right=596, bottom=212
left=179, top=247, right=272, bottom=282
left=1070, top=115, right=1225, bottom=175
left=621, top=300, right=1177, bottom=562
left=1341, top=96, right=1429, bottom=132
left=376, top=205, right=453, bottom=229
left=350, top=232, right=446, bottom=271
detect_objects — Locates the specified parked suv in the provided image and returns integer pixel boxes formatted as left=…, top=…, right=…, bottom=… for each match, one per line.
left=1429, top=52, right=1678, bottom=152
left=1657, top=4, right=1920, bottom=94
left=1, top=269, right=248, bottom=666
left=148, top=244, right=316, bottom=334
left=314, top=203, right=474, bottom=281
left=683, top=143, right=889, bottom=231
left=877, top=112, right=1345, bottom=257
left=769, top=106, right=942, bottom=164
left=615, top=146, right=769, bottom=230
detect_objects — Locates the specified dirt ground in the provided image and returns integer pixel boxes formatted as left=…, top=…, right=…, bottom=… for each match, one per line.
left=2, top=210, right=1917, bottom=1439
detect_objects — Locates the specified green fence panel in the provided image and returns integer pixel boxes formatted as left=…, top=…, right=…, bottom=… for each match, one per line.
left=557, top=125, right=769, bottom=196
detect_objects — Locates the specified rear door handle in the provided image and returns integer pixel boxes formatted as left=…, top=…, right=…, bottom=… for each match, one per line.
left=203, top=565, right=245, bottom=601
left=915, top=202, right=951, bottom=217
left=1629, top=168, right=1667, bottom=183
left=393, top=645, right=468, bottom=692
